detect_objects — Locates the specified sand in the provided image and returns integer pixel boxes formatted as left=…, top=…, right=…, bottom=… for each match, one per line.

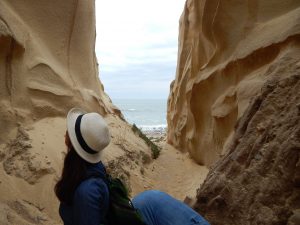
left=140, top=143, right=208, bottom=200
left=101, top=118, right=208, bottom=200
left=0, top=114, right=208, bottom=224
left=134, top=130, right=208, bottom=200
left=0, top=118, right=67, bottom=224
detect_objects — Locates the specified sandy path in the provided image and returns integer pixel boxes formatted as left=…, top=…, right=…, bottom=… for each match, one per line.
left=131, top=143, right=209, bottom=201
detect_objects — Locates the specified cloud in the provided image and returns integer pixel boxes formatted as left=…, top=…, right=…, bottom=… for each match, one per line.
left=95, top=0, right=186, bottom=99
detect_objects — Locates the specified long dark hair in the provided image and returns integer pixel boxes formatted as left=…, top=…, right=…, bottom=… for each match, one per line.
left=55, top=132, right=88, bottom=205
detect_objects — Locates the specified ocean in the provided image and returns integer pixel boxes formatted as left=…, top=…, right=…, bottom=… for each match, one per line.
left=113, top=99, right=167, bottom=132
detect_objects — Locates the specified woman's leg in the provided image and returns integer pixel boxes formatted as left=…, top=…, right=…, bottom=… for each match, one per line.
left=132, top=190, right=210, bottom=225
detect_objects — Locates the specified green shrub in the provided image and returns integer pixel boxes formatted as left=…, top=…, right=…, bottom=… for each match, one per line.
left=132, top=124, right=161, bottom=159
left=140, top=151, right=151, bottom=164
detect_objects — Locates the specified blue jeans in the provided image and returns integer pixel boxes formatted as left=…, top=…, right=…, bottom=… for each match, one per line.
left=132, top=190, right=210, bottom=225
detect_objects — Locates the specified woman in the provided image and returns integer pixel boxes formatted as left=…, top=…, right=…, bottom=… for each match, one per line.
left=55, top=108, right=210, bottom=225
left=55, top=108, right=111, bottom=225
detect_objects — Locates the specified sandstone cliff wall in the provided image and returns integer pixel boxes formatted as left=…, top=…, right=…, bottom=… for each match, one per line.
left=0, top=0, right=121, bottom=138
left=194, top=75, right=300, bottom=225
left=167, top=0, right=300, bottom=165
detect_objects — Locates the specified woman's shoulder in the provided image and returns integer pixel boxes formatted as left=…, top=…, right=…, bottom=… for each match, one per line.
left=74, top=177, right=109, bottom=202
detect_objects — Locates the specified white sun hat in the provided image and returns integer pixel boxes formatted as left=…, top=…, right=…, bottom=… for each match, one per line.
left=67, top=108, right=110, bottom=163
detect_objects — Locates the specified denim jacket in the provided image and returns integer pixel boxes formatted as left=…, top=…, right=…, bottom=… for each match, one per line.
left=59, top=162, right=109, bottom=225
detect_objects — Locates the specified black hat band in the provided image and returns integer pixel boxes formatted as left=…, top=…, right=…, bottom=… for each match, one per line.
left=75, top=115, right=98, bottom=155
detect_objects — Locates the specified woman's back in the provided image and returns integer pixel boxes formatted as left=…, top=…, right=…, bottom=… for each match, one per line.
left=59, top=162, right=109, bottom=225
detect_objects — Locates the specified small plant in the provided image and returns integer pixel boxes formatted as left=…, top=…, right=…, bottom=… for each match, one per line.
left=140, top=167, right=145, bottom=175
left=140, top=151, right=151, bottom=164
left=151, top=144, right=160, bottom=159
left=132, top=124, right=161, bottom=159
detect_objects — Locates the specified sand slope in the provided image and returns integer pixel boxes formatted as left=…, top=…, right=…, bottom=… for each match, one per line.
left=0, top=113, right=165, bottom=224
left=130, top=143, right=208, bottom=201
left=167, top=0, right=300, bottom=166
left=0, top=115, right=207, bottom=224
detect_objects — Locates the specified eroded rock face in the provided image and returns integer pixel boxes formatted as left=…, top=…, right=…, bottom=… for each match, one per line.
left=194, top=75, right=300, bottom=225
left=0, top=0, right=121, bottom=141
left=167, top=0, right=300, bottom=165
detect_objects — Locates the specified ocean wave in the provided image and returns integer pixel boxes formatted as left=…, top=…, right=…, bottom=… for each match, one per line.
left=123, top=108, right=137, bottom=112
left=138, top=124, right=167, bottom=132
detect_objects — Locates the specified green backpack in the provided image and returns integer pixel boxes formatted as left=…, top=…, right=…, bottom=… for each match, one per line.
left=89, top=173, right=146, bottom=225
left=105, top=175, right=146, bottom=225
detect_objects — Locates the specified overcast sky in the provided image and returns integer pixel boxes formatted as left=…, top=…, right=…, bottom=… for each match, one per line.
left=95, top=0, right=186, bottom=100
